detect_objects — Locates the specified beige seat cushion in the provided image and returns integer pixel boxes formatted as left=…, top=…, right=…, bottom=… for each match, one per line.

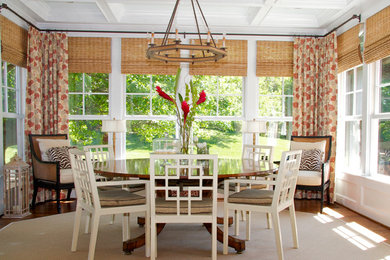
left=98, top=189, right=146, bottom=207
left=155, top=197, right=212, bottom=214
left=59, top=169, right=74, bottom=183
left=297, top=170, right=330, bottom=186
left=228, top=189, right=274, bottom=205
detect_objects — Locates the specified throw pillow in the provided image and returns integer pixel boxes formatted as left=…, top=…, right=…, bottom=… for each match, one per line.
left=290, top=140, right=326, bottom=162
left=47, top=146, right=77, bottom=169
left=37, top=138, right=70, bottom=161
left=299, top=149, right=322, bottom=172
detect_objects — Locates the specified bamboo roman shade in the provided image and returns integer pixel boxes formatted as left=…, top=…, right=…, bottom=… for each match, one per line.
left=364, top=5, right=390, bottom=64
left=337, top=25, right=362, bottom=72
left=121, top=38, right=179, bottom=75
left=256, top=41, right=293, bottom=77
left=0, top=16, right=27, bottom=68
left=189, top=40, right=247, bottom=76
left=68, top=37, right=111, bottom=73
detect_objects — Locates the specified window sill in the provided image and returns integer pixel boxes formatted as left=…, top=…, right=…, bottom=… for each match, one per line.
left=338, top=171, right=390, bottom=185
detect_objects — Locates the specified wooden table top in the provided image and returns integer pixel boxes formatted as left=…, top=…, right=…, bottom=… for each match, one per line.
left=94, top=158, right=278, bottom=179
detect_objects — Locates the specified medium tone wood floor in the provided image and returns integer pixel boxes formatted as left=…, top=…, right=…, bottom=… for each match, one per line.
left=1, top=199, right=390, bottom=243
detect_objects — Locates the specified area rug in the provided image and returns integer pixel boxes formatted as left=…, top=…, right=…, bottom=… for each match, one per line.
left=0, top=208, right=389, bottom=260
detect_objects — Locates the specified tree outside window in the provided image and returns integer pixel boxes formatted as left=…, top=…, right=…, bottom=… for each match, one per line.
left=68, top=73, right=109, bottom=147
left=258, top=77, right=293, bottom=160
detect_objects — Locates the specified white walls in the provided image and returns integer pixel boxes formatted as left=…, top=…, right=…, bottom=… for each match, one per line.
left=336, top=173, right=390, bottom=226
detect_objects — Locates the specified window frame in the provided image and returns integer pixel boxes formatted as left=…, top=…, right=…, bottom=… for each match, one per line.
left=370, top=57, right=390, bottom=178
left=124, top=74, right=177, bottom=121
left=0, top=61, right=25, bottom=165
left=68, top=73, right=110, bottom=120
left=191, top=75, right=244, bottom=121
left=338, top=65, right=364, bottom=174
left=256, top=77, right=293, bottom=161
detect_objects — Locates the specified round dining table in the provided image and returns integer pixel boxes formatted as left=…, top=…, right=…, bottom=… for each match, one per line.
left=94, top=157, right=278, bottom=254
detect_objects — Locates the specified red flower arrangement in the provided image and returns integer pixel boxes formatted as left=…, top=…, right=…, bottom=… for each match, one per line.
left=155, top=69, right=207, bottom=153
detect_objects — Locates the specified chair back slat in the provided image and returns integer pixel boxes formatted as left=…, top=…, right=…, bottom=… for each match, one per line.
left=83, top=144, right=114, bottom=163
left=150, top=154, right=218, bottom=216
left=273, top=150, right=302, bottom=208
left=242, top=144, right=273, bottom=170
left=69, top=149, right=100, bottom=209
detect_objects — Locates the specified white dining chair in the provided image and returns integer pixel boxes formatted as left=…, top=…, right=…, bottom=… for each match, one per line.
left=83, top=144, right=116, bottom=226
left=236, top=144, right=274, bottom=237
left=149, top=153, right=218, bottom=260
left=69, top=149, right=150, bottom=260
left=223, top=150, right=302, bottom=260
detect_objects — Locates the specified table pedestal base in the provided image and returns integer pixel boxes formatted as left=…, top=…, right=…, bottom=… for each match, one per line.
left=122, top=216, right=245, bottom=254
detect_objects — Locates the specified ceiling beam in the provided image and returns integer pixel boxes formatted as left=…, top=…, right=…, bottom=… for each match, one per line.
left=18, top=0, right=50, bottom=21
left=250, top=0, right=277, bottom=26
left=95, top=0, right=118, bottom=23
left=276, top=0, right=347, bottom=10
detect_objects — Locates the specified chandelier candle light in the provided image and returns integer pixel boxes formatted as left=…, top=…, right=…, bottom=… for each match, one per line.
left=156, top=69, right=206, bottom=154
left=146, top=0, right=227, bottom=63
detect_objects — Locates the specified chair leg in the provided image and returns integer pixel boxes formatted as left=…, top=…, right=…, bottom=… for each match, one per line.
left=67, top=188, right=72, bottom=200
left=56, top=188, right=61, bottom=213
left=71, top=206, right=83, bottom=252
left=31, top=184, right=38, bottom=208
left=145, top=209, right=151, bottom=258
left=246, top=211, right=251, bottom=241
left=223, top=206, right=229, bottom=255
left=88, top=213, right=100, bottom=260
left=150, top=219, right=157, bottom=260
left=122, top=213, right=130, bottom=241
left=85, top=213, right=91, bottom=234
left=110, top=214, right=115, bottom=224
left=212, top=219, right=217, bottom=260
left=267, top=213, right=272, bottom=229
left=272, top=212, right=284, bottom=260
left=234, top=210, right=239, bottom=236
left=240, top=210, right=246, bottom=221
left=320, top=188, right=324, bottom=213
left=289, top=204, right=299, bottom=248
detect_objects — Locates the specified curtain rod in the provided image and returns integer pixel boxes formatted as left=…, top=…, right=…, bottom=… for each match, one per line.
left=0, top=3, right=360, bottom=38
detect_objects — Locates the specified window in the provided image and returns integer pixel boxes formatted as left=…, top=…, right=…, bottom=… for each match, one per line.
left=192, top=76, right=242, bottom=117
left=192, top=76, right=243, bottom=158
left=125, top=74, right=243, bottom=159
left=68, top=73, right=109, bottom=116
left=68, top=73, right=109, bottom=147
left=1, top=62, right=24, bottom=164
left=258, top=77, right=293, bottom=160
left=341, top=66, right=363, bottom=172
left=125, top=74, right=177, bottom=158
left=375, top=56, right=390, bottom=176
left=126, top=74, right=176, bottom=116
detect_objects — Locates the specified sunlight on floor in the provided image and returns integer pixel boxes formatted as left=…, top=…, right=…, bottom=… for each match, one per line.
left=314, top=213, right=334, bottom=223
left=378, top=255, right=390, bottom=260
left=333, top=225, right=375, bottom=250
left=347, top=222, right=386, bottom=243
left=323, top=207, right=344, bottom=219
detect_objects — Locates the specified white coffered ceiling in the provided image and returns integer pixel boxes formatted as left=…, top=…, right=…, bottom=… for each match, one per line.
left=3, top=0, right=390, bottom=36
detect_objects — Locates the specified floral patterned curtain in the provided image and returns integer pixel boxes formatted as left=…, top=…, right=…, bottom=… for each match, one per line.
left=24, top=27, right=69, bottom=203
left=292, top=32, right=338, bottom=202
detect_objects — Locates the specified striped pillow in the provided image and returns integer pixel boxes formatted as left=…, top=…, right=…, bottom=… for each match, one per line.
left=299, top=149, right=322, bottom=172
left=47, top=146, right=77, bottom=169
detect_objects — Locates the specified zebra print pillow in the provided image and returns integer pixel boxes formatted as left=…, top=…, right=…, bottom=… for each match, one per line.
left=47, top=146, right=77, bottom=169
left=299, top=148, right=322, bottom=172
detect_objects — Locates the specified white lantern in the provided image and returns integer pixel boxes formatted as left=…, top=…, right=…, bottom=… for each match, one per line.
left=3, top=155, right=31, bottom=218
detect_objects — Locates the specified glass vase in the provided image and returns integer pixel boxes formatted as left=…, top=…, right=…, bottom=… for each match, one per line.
left=179, top=124, right=191, bottom=154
